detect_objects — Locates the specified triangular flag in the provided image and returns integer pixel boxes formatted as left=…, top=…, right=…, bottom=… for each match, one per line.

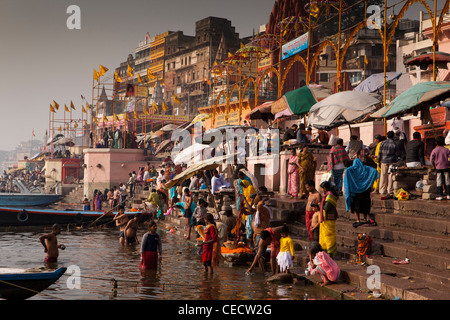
left=133, top=110, right=138, bottom=119
left=93, top=117, right=98, bottom=124
left=58, top=126, right=62, bottom=132
left=102, top=114, right=108, bottom=122
left=162, top=101, right=168, bottom=111
left=115, top=72, right=123, bottom=83
left=147, top=68, right=155, bottom=79
left=143, top=105, right=148, bottom=115
left=137, top=73, right=144, bottom=83
left=50, top=104, right=56, bottom=113
left=74, top=122, right=78, bottom=128
left=127, top=64, right=134, bottom=77
left=64, top=104, right=70, bottom=112
left=364, top=55, right=368, bottom=65
left=86, top=102, right=90, bottom=111
left=173, top=94, right=180, bottom=104
left=99, top=65, right=109, bottom=76
left=152, top=102, right=158, bottom=111
left=240, top=42, right=245, bottom=48
left=124, top=113, right=129, bottom=121
left=70, top=101, right=76, bottom=110
left=53, top=100, right=59, bottom=110
left=228, top=51, right=233, bottom=58
left=310, top=3, right=319, bottom=18
left=82, top=105, right=87, bottom=113
left=94, top=69, right=100, bottom=81
left=113, top=113, right=119, bottom=122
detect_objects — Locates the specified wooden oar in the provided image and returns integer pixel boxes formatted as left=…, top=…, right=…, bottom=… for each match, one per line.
left=84, top=200, right=126, bottom=228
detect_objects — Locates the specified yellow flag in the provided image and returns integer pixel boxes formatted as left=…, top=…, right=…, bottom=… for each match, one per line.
left=152, top=102, right=158, bottom=111
left=127, top=64, right=134, bottom=77
left=113, top=113, right=119, bottom=122
left=50, top=104, right=56, bottom=113
left=93, top=117, right=98, bottom=124
left=70, top=101, right=76, bottom=110
left=310, top=3, right=319, bottom=18
left=133, top=110, right=138, bottom=119
left=65, top=104, right=70, bottom=112
left=86, top=102, right=90, bottom=111
left=228, top=52, right=232, bottom=58
left=173, top=94, right=180, bottom=104
left=240, top=42, right=245, bottom=48
left=115, top=72, right=123, bottom=83
left=94, top=69, right=100, bottom=81
left=147, top=68, right=155, bottom=79
left=364, top=55, right=368, bottom=65
left=74, top=122, right=78, bottom=128
left=102, top=114, right=108, bottom=122
left=58, top=126, right=62, bottom=132
left=99, top=65, right=109, bottom=76
left=82, top=105, right=87, bottom=113
left=124, top=113, right=129, bottom=121
left=143, top=105, right=148, bottom=115
left=53, top=100, right=59, bottom=110
left=162, top=101, right=168, bottom=111
left=137, top=73, right=144, bottom=83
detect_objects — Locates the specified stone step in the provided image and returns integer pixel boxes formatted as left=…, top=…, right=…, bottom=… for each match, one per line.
left=289, top=222, right=450, bottom=272
left=333, top=218, right=450, bottom=253
left=294, top=250, right=450, bottom=300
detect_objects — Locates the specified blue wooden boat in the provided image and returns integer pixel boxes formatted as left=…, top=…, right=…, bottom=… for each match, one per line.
left=0, top=180, right=63, bottom=207
left=0, top=206, right=147, bottom=226
left=0, top=267, right=66, bottom=300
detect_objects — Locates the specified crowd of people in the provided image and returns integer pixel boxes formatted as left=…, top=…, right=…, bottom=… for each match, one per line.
left=76, top=118, right=449, bottom=283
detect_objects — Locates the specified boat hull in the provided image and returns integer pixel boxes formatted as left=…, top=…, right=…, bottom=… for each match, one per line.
left=0, top=267, right=66, bottom=300
left=0, top=194, right=63, bottom=207
left=0, top=207, right=145, bottom=227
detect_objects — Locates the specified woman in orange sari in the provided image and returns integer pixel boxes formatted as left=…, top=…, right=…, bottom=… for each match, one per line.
left=200, top=213, right=221, bottom=274
left=298, top=145, right=316, bottom=199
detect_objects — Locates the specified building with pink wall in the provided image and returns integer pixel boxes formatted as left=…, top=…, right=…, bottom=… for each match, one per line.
left=83, top=148, right=156, bottom=199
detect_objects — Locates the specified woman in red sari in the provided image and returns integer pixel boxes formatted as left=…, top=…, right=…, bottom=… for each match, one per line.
left=200, top=213, right=220, bottom=274
left=287, top=148, right=300, bottom=198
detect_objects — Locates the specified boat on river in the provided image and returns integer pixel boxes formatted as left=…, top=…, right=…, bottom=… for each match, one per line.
left=0, top=206, right=146, bottom=227
left=0, top=267, right=66, bottom=300
left=0, top=179, right=63, bottom=207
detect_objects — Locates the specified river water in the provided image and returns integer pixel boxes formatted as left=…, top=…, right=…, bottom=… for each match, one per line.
left=0, top=226, right=337, bottom=300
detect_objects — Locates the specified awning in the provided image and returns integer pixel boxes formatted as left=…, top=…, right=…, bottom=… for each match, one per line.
left=163, top=153, right=237, bottom=189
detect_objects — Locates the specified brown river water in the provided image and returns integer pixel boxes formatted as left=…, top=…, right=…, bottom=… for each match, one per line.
left=0, top=226, right=338, bottom=300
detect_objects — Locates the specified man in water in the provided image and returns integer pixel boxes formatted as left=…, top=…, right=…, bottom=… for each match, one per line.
left=39, top=224, right=65, bottom=263
left=124, top=213, right=141, bottom=245
left=113, top=206, right=129, bottom=245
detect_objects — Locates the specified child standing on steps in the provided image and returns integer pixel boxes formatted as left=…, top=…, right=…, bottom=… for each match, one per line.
left=276, top=225, right=295, bottom=273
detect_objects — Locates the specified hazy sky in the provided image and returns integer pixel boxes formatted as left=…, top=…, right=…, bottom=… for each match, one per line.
left=0, top=0, right=436, bottom=151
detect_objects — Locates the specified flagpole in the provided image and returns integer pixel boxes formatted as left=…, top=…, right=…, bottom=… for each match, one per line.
left=91, top=70, right=95, bottom=146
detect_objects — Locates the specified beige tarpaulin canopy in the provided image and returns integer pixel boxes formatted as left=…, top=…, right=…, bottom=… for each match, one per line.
left=163, top=153, right=237, bottom=189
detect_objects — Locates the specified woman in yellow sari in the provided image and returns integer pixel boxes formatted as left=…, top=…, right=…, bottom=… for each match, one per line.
left=319, top=181, right=338, bottom=257
left=298, top=145, right=317, bottom=198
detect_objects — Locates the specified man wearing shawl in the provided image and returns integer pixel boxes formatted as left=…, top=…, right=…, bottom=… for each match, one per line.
left=326, top=139, right=349, bottom=195
left=344, top=159, right=379, bottom=227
